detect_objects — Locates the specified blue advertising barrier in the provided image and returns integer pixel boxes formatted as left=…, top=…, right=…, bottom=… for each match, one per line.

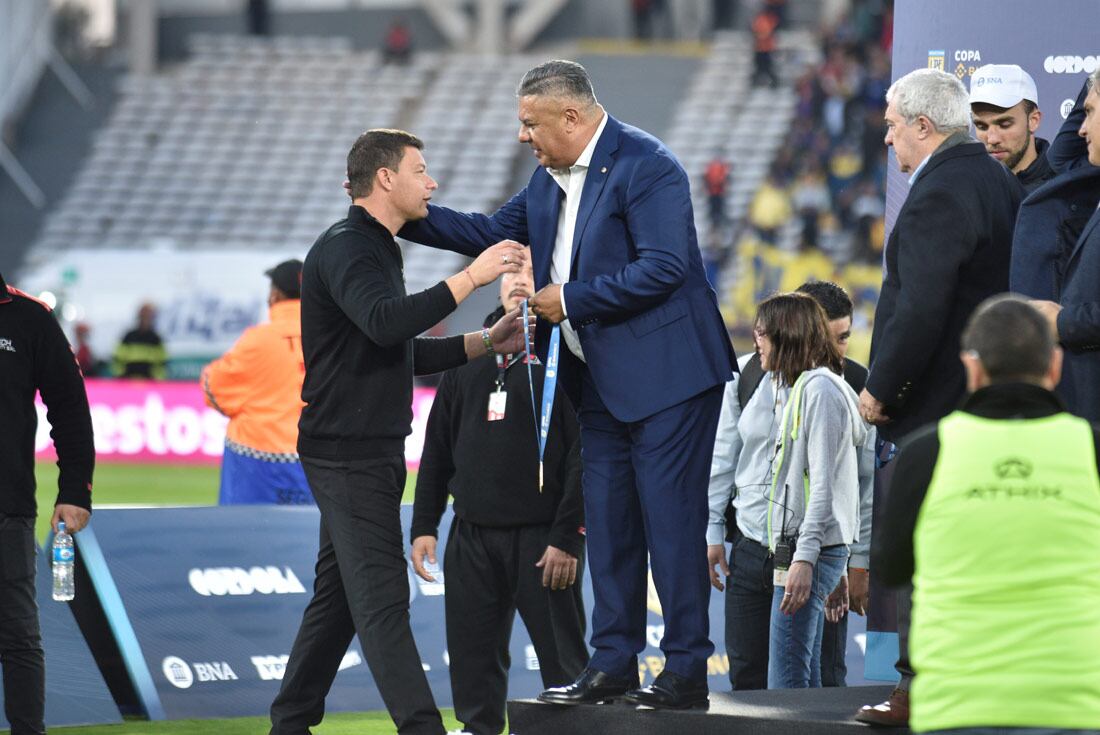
left=76, top=505, right=870, bottom=720
left=0, top=544, right=121, bottom=730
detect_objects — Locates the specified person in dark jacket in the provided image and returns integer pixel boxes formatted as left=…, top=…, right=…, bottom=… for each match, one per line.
left=1029, top=68, right=1100, bottom=424
left=1008, top=76, right=1100, bottom=302
left=112, top=302, right=167, bottom=379
left=969, top=64, right=1056, bottom=194
left=0, top=272, right=95, bottom=735
left=856, top=68, right=1024, bottom=727
left=269, top=129, right=530, bottom=735
left=410, top=257, right=588, bottom=735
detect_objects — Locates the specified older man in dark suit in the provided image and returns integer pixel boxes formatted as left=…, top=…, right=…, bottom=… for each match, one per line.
left=1027, top=69, right=1100, bottom=423
left=856, top=68, right=1024, bottom=727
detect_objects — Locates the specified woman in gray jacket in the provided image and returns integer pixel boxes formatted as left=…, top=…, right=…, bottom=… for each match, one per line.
left=755, top=293, right=868, bottom=689
left=707, top=288, right=874, bottom=691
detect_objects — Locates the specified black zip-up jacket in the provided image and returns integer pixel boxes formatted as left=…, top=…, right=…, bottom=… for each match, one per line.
left=298, top=206, right=468, bottom=459
left=410, top=313, right=585, bottom=557
left=0, top=273, right=95, bottom=517
left=1017, top=137, right=1056, bottom=194
left=872, top=383, right=1100, bottom=586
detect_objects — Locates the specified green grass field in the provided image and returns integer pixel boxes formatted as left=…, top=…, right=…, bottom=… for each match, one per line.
left=33, top=461, right=435, bottom=735
left=50, top=711, right=466, bottom=735
left=33, top=463, right=418, bottom=541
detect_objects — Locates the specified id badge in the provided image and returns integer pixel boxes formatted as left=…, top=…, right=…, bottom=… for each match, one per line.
left=773, top=567, right=789, bottom=587
left=487, top=390, right=507, bottom=421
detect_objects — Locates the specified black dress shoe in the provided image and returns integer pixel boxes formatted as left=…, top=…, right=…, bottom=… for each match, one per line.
left=623, top=671, right=709, bottom=710
left=537, top=669, right=640, bottom=705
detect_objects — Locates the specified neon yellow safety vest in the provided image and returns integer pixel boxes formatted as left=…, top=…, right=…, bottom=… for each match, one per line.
left=911, top=411, right=1100, bottom=732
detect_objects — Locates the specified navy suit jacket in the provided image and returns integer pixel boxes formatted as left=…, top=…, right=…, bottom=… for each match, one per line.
left=402, top=115, right=735, bottom=422
left=1057, top=205, right=1100, bottom=423
left=1012, top=78, right=1100, bottom=420
left=1012, top=79, right=1100, bottom=301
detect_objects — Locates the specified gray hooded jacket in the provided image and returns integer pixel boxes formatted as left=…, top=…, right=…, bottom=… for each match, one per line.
left=767, top=366, right=870, bottom=566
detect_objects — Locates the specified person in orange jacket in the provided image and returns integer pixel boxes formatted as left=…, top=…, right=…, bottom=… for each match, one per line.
left=202, top=260, right=312, bottom=504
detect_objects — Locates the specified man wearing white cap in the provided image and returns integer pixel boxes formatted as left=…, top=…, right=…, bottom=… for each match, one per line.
left=970, top=64, right=1056, bottom=192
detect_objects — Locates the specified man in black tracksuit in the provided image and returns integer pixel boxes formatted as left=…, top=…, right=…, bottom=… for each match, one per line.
left=268, top=130, right=530, bottom=735
left=410, top=262, right=588, bottom=735
left=0, top=273, right=95, bottom=735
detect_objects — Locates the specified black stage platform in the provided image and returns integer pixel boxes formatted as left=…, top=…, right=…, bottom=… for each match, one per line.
left=508, top=684, right=910, bottom=734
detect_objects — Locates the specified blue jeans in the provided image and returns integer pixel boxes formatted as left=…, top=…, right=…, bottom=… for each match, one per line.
left=767, top=545, right=847, bottom=689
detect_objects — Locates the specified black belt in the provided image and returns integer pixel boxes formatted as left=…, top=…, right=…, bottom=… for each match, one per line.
left=734, top=528, right=846, bottom=558
left=732, top=527, right=772, bottom=559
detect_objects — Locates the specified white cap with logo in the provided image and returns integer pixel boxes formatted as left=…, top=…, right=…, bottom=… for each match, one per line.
left=969, top=64, right=1039, bottom=109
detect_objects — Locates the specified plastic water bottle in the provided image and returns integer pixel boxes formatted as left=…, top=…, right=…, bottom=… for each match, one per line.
left=52, top=522, right=75, bottom=601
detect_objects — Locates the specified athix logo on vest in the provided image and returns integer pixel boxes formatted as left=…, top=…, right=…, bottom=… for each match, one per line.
left=0, top=338, right=14, bottom=352
left=963, top=458, right=1063, bottom=500
left=994, top=457, right=1033, bottom=479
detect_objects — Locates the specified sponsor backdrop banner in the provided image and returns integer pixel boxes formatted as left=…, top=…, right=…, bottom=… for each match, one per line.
left=0, top=547, right=121, bottom=730
left=17, top=250, right=298, bottom=366
left=78, top=506, right=870, bottom=720
left=868, top=0, right=1100, bottom=681
left=34, top=380, right=437, bottom=469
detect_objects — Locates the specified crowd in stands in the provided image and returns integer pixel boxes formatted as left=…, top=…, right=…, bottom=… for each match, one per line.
left=748, top=0, right=893, bottom=263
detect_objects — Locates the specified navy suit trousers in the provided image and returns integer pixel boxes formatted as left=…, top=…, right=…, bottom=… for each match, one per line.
left=577, top=369, right=723, bottom=681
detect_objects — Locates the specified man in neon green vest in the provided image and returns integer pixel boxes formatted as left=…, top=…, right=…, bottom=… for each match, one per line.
left=873, top=294, right=1100, bottom=734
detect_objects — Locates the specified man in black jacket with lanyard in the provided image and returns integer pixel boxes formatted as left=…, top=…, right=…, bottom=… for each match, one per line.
left=269, top=129, right=531, bottom=735
left=0, top=272, right=95, bottom=735
left=410, top=256, right=588, bottom=735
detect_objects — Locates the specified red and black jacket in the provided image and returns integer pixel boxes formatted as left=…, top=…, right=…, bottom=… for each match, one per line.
left=0, top=272, right=94, bottom=517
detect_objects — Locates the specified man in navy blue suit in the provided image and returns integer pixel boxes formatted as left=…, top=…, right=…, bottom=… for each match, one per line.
left=1027, top=70, right=1100, bottom=423
left=402, top=60, right=735, bottom=709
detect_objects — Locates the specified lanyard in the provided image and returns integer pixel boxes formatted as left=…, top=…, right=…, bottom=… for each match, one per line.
left=494, top=353, right=507, bottom=390
left=522, top=299, right=560, bottom=491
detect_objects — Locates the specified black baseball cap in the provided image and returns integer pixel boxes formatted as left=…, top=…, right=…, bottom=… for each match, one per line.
left=265, top=259, right=303, bottom=299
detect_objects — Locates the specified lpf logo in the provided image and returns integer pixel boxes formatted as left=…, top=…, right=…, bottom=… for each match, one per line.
left=927, top=50, right=945, bottom=71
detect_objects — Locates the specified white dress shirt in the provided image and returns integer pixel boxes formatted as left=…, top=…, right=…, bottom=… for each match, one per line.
left=547, top=111, right=609, bottom=362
